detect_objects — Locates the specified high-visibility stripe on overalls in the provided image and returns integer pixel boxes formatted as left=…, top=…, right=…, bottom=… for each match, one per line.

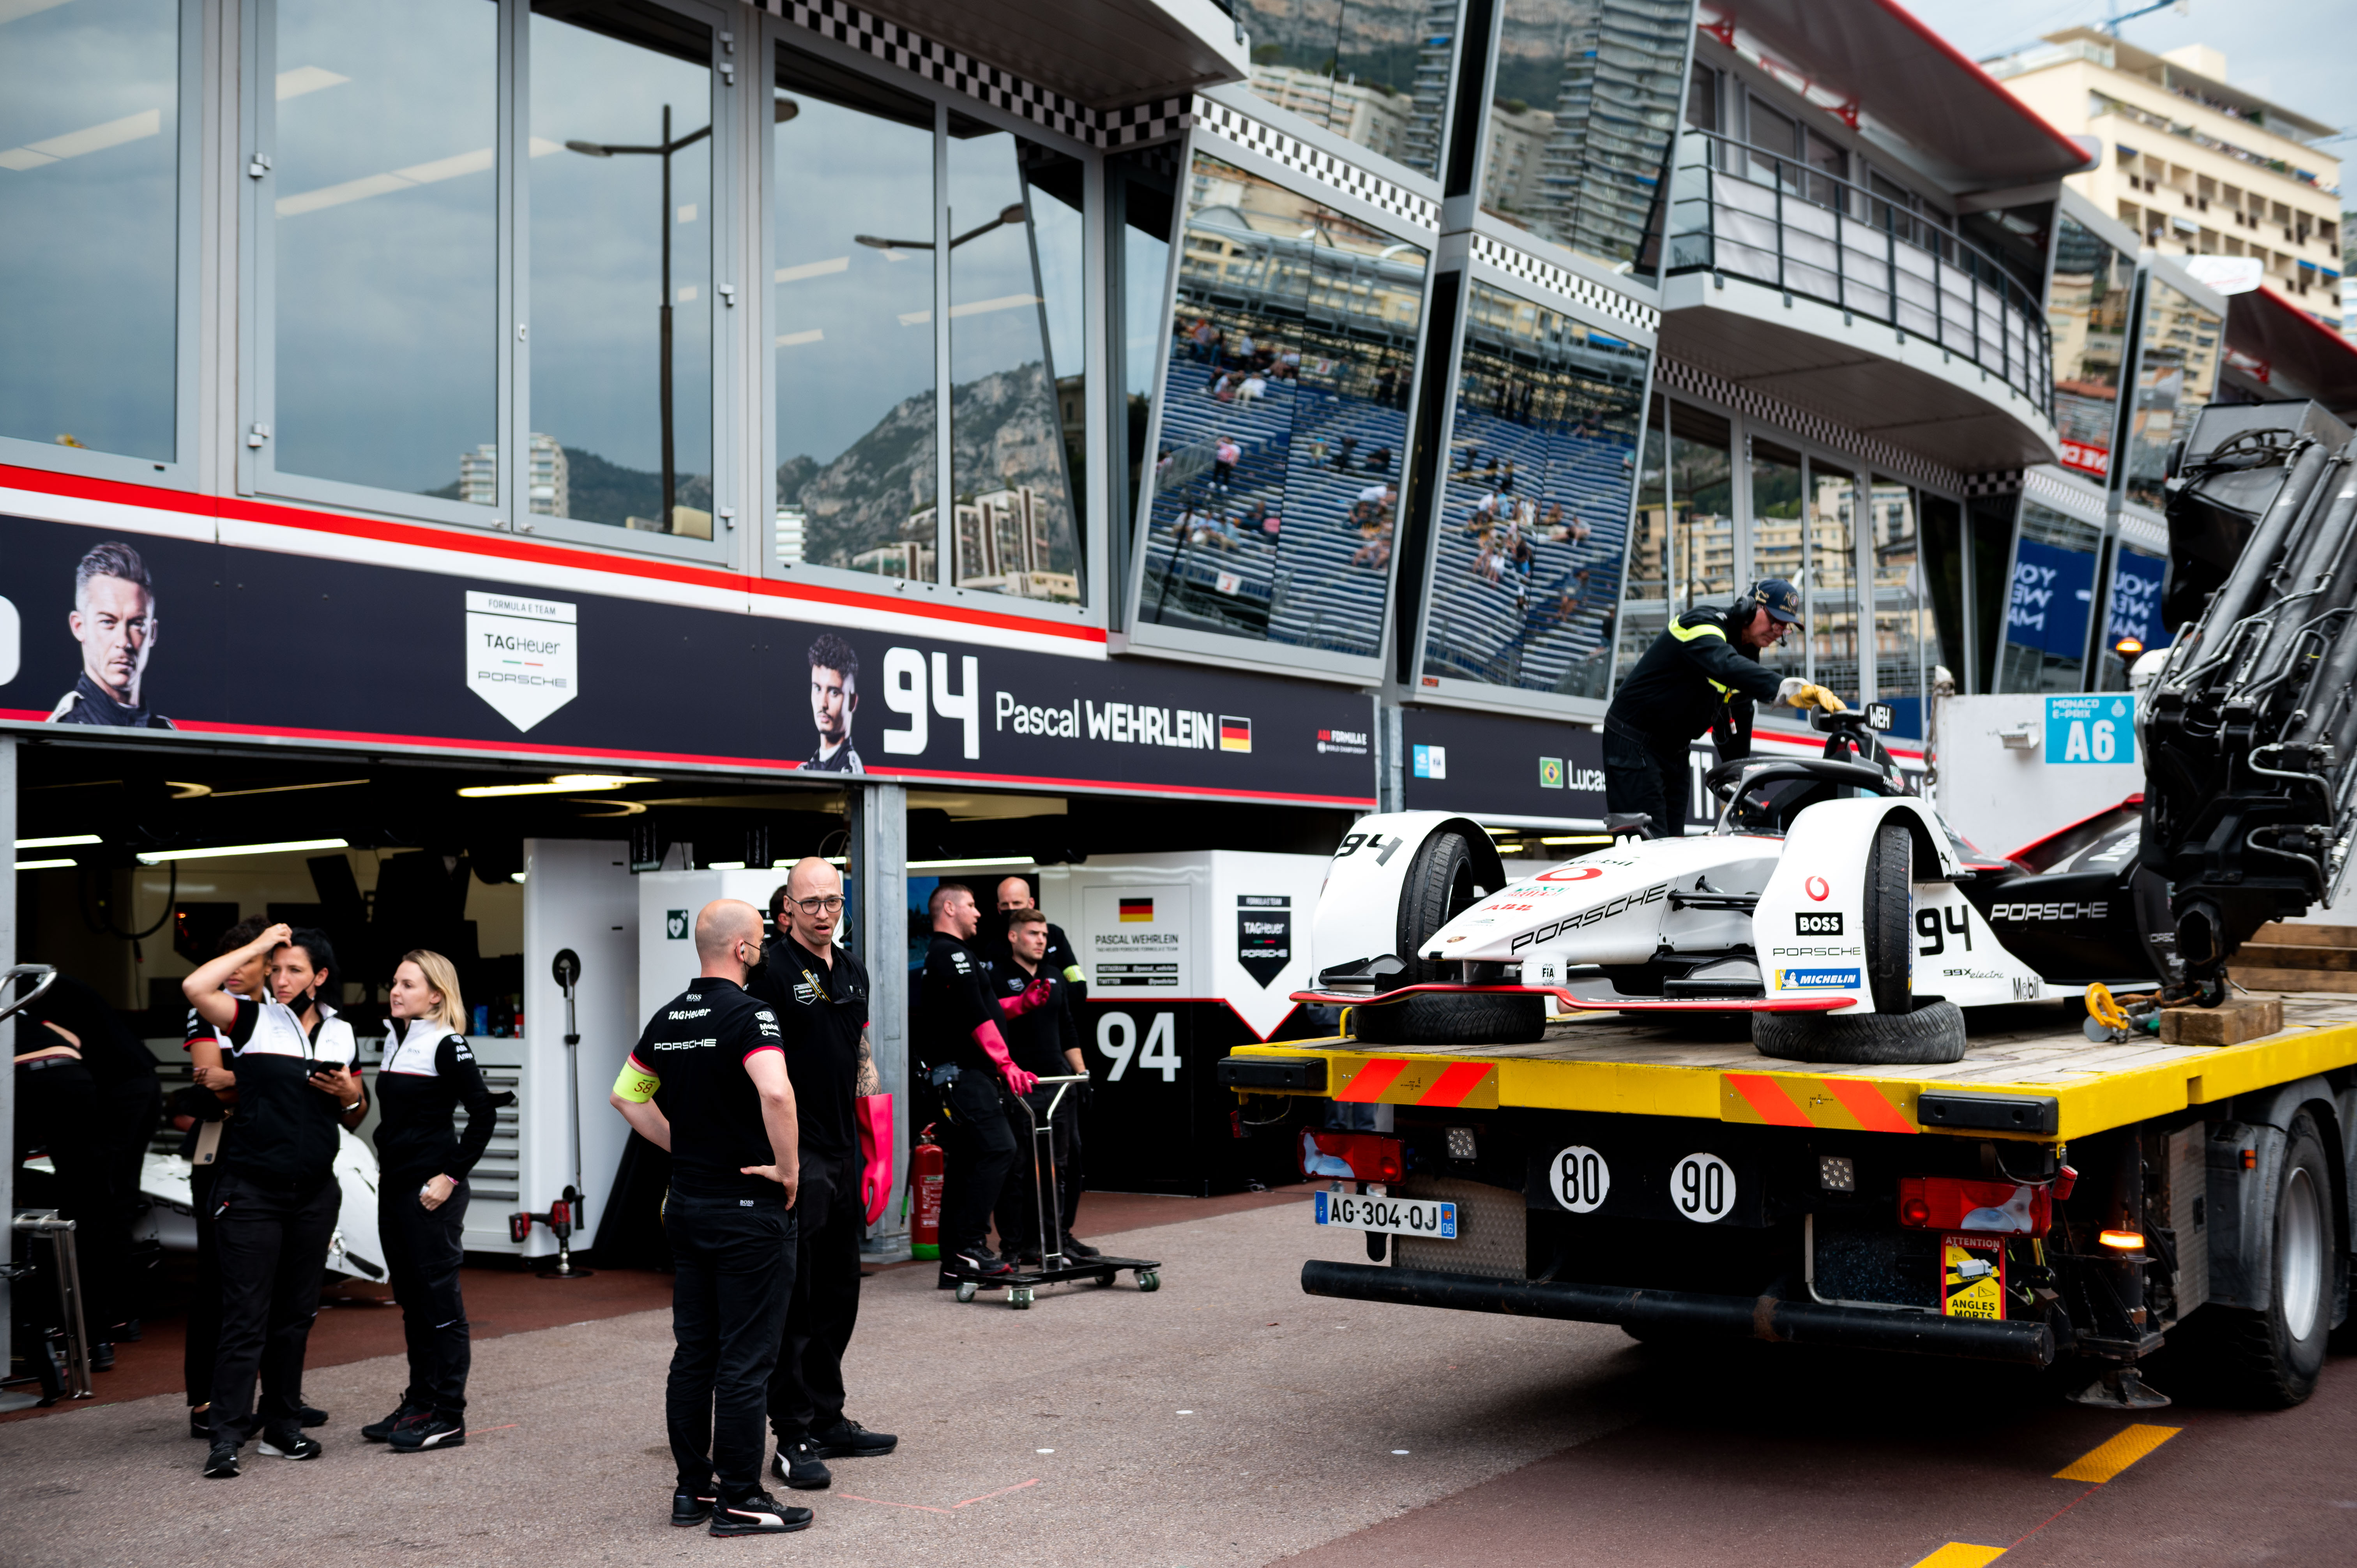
left=1667, top=614, right=1738, bottom=706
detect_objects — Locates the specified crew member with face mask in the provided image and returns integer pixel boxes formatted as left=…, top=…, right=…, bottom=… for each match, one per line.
left=181, top=925, right=364, bottom=1479
left=360, top=948, right=497, bottom=1454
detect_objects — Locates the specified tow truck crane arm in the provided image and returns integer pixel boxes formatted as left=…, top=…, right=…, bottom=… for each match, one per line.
left=2145, top=401, right=2357, bottom=999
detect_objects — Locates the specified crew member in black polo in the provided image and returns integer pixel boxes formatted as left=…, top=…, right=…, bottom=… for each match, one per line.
left=920, top=883, right=1050, bottom=1287
left=179, top=922, right=366, bottom=1480
left=608, top=900, right=810, bottom=1539
left=751, top=858, right=896, bottom=1491
left=990, top=907, right=1090, bottom=1264
left=984, top=876, right=1094, bottom=1258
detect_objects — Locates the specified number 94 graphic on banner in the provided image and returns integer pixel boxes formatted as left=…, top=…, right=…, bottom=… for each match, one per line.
left=1097, top=1012, right=1182, bottom=1082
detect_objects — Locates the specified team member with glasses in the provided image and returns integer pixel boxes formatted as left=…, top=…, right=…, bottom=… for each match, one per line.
left=751, top=860, right=897, bottom=1492
left=610, top=901, right=811, bottom=1538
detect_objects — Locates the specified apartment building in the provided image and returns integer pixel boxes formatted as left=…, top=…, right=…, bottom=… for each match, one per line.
left=1987, top=31, right=2345, bottom=333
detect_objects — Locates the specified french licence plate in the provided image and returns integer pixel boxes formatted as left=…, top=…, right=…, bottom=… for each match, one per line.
left=1313, top=1190, right=1457, bottom=1239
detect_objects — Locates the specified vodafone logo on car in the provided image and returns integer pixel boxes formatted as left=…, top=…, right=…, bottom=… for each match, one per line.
left=1805, top=876, right=1830, bottom=902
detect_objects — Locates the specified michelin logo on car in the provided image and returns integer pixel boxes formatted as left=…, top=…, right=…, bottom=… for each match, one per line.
left=1774, top=967, right=1863, bottom=990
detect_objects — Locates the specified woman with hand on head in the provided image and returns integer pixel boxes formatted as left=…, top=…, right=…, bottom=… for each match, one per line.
left=362, top=950, right=496, bottom=1453
left=180, top=923, right=365, bottom=1479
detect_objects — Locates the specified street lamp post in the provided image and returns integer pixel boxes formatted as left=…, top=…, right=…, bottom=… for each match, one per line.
left=567, top=105, right=712, bottom=533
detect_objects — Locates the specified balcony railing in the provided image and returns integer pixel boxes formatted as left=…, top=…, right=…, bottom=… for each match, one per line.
left=1667, top=130, right=2054, bottom=417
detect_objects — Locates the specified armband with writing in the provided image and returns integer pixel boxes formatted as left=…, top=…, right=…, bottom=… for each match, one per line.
left=612, top=1056, right=661, bottom=1105
left=1061, top=965, right=1086, bottom=984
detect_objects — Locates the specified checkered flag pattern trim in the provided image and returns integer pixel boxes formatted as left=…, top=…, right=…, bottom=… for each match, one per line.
left=1468, top=234, right=1659, bottom=332
left=765, top=0, right=1191, bottom=148
left=1191, top=97, right=1440, bottom=232
left=1654, top=356, right=1964, bottom=495
left=1963, top=470, right=2024, bottom=497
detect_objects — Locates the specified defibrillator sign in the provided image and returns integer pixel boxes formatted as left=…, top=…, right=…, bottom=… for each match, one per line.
left=1940, top=1233, right=2005, bottom=1319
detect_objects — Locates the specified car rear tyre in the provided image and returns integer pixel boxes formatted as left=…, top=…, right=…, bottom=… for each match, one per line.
left=2199, top=1111, right=2336, bottom=1407
left=1751, top=998, right=1967, bottom=1065
left=1353, top=826, right=1545, bottom=1047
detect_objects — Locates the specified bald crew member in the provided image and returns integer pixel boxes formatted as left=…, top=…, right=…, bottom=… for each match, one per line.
left=749, top=858, right=896, bottom=1492
left=610, top=901, right=810, bottom=1538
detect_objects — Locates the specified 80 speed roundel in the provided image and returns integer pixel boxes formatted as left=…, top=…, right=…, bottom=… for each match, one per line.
left=1548, top=1146, right=1610, bottom=1213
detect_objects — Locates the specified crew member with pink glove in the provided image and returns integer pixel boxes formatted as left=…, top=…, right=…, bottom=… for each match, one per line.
left=920, top=882, right=1046, bottom=1289
left=749, top=858, right=897, bottom=1491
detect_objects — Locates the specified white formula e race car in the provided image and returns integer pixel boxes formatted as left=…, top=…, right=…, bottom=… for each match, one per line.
left=1297, top=711, right=2168, bottom=1064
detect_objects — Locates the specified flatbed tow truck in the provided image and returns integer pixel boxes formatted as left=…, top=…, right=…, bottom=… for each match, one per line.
left=1219, top=994, right=2355, bottom=1407
left=1217, top=400, right=2357, bottom=1410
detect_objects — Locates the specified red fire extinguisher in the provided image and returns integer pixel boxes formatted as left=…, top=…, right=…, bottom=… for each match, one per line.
left=910, top=1125, right=945, bottom=1261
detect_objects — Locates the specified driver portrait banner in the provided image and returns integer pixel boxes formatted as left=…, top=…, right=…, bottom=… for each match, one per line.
left=0, top=507, right=1375, bottom=806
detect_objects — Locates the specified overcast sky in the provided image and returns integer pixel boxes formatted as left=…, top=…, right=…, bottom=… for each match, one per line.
left=1893, top=0, right=2355, bottom=210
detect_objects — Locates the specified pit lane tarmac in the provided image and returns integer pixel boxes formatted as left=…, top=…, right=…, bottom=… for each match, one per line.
left=0, top=1197, right=2346, bottom=1568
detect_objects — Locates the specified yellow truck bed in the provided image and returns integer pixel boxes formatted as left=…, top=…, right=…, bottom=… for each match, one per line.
left=1230, top=993, right=2357, bottom=1141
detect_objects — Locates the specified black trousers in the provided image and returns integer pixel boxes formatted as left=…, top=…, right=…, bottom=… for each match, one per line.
left=938, top=1070, right=1018, bottom=1263
left=381, top=1173, right=471, bottom=1411
left=186, top=1158, right=221, bottom=1407
left=768, top=1147, right=862, bottom=1440
left=1602, top=723, right=1691, bottom=837
left=665, top=1192, right=794, bottom=1500
left=994, top=1090, right=1081, bottom=1252
left=13, top=1058, right=125, bottom=1335
left=102, top=1077, right=161, bottom=1324
left=208, top=1169, right=339, bottom=1442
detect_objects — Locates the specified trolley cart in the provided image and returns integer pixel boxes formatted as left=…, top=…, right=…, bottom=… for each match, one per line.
left=950, top=1075, right=1162, bottom=1308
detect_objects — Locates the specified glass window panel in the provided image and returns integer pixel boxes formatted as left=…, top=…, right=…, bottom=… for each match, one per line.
left=1113, top=153, right=1175, bottom=551
left=1808, top=463, right=1858, bottom=696
left=1748, top=439, right=1804, bottom=686
left=771, top=48, right=936, bottom=577
left=530, top=1, right=713, bottom=536
left=1670, top=403, right=1734, bottom=606
left=2097, top=542, right=2169, bottom=691
left=273, top=0, right=497, bottom=503
left=2000, top=500, right=2101, bottom=693
left=0, top=0, right=179, bottom=461
left=1869, top=480, right=1928, bottom=720
left=1489, top=0, right=1689, bottom=278
left=1232, top=0, right=1451, bottom=178
left=1616, top=391, right=1670, bottom=685
left=1686, top=61, right=1718, bottom=132
left=2048, top=214, right=2131, bottom=483
left=945, top=118, right=1085, bottom=603
left=2123, top=275, right=2222, bottom=513
left=1134, top=152, right=1425, bottom=658
left=1420, top=281, right=1647, bottom=697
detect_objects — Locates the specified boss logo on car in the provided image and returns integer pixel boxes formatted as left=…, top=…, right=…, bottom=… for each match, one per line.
left=1989, top=901, right=2108, bottom=922
left=1509, top=882, right=1670, bottom=950
left=1795, top=912, right=1844, bottom=935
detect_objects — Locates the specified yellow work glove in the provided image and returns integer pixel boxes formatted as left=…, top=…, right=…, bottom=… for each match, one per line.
left=1777, top=678, right=1848, bottom=713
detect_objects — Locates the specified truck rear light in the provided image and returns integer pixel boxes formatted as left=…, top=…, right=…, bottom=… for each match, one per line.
left=1895, top=1175, right=2053, bottom=1236
left=1299, top=1129, right=1405, bottom=1184
left=2054, top=1163, right=2078, bottom=1199
left=2099, top=1228, right=2146, bottom=1251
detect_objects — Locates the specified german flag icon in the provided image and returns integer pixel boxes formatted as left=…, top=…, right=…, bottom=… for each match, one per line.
left=1118, top=897, right=1155, bottom=922
left=1219, top=715, right=1252, bottom=753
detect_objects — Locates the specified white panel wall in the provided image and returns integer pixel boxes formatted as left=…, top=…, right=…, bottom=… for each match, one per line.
left=1934, top=694, right=2144, bottom=860
left=519, top=839, right=638, bottom=1257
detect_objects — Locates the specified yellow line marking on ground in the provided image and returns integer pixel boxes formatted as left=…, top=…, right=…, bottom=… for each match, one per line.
left=2053, top=1423, right=2182, bottom=1482
left=1909, top=1544, right=2007, bottom=1567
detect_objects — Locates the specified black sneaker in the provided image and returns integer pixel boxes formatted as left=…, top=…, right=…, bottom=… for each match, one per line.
left=809, top=1418, right=896, bottom=1459
left=90, top=1341, right=115, bottom=1372
left=298, top=1404, right=330, bottom=1428
left=670, top=1490, right=716, bottom=1529
left=114, top=1319, right=143, bottom=1343
left=709, top=1490, right=813, bottom=1537
left=390, top=1411, right=465, bottom=1452
left=1061, top=1233, right=1102, bottom=1259
left=203, top=1440, right=241, bottom=1479
left=770, top=1436, right=831, bottom=1490
left=362, top=1401, right=425, bottom=1443
left=258, top=1429, right=323, bottom=1461
left=954, top=1247, right=1016, bottom=1279
left=189, top=1406, right=214, bottom=1441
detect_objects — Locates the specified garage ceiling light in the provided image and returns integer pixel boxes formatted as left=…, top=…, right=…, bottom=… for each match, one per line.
left=135, top=837, right=349, bottom=864
left=908, top=856, right=1031, bottom=870
left=16, top=834, right=101, bottom=849
left=14, top=857, right=76, bottom=871
left=456, top=774, right=657, bottom=798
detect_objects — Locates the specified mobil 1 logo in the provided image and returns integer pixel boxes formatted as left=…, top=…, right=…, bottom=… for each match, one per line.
left=1795, top=911, right=1844, bottom=936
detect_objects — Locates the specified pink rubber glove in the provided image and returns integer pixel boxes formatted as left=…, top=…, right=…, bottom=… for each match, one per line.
left=999, top=978, right=1055, bottom=1019
left=855, top=1094, right=893, bottom=1227
left=971, top=1020, right=1039, bottom=1095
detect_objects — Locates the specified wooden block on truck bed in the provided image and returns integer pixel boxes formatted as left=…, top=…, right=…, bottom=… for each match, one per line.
left=2159, top=996, right=2284, bottom=1045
